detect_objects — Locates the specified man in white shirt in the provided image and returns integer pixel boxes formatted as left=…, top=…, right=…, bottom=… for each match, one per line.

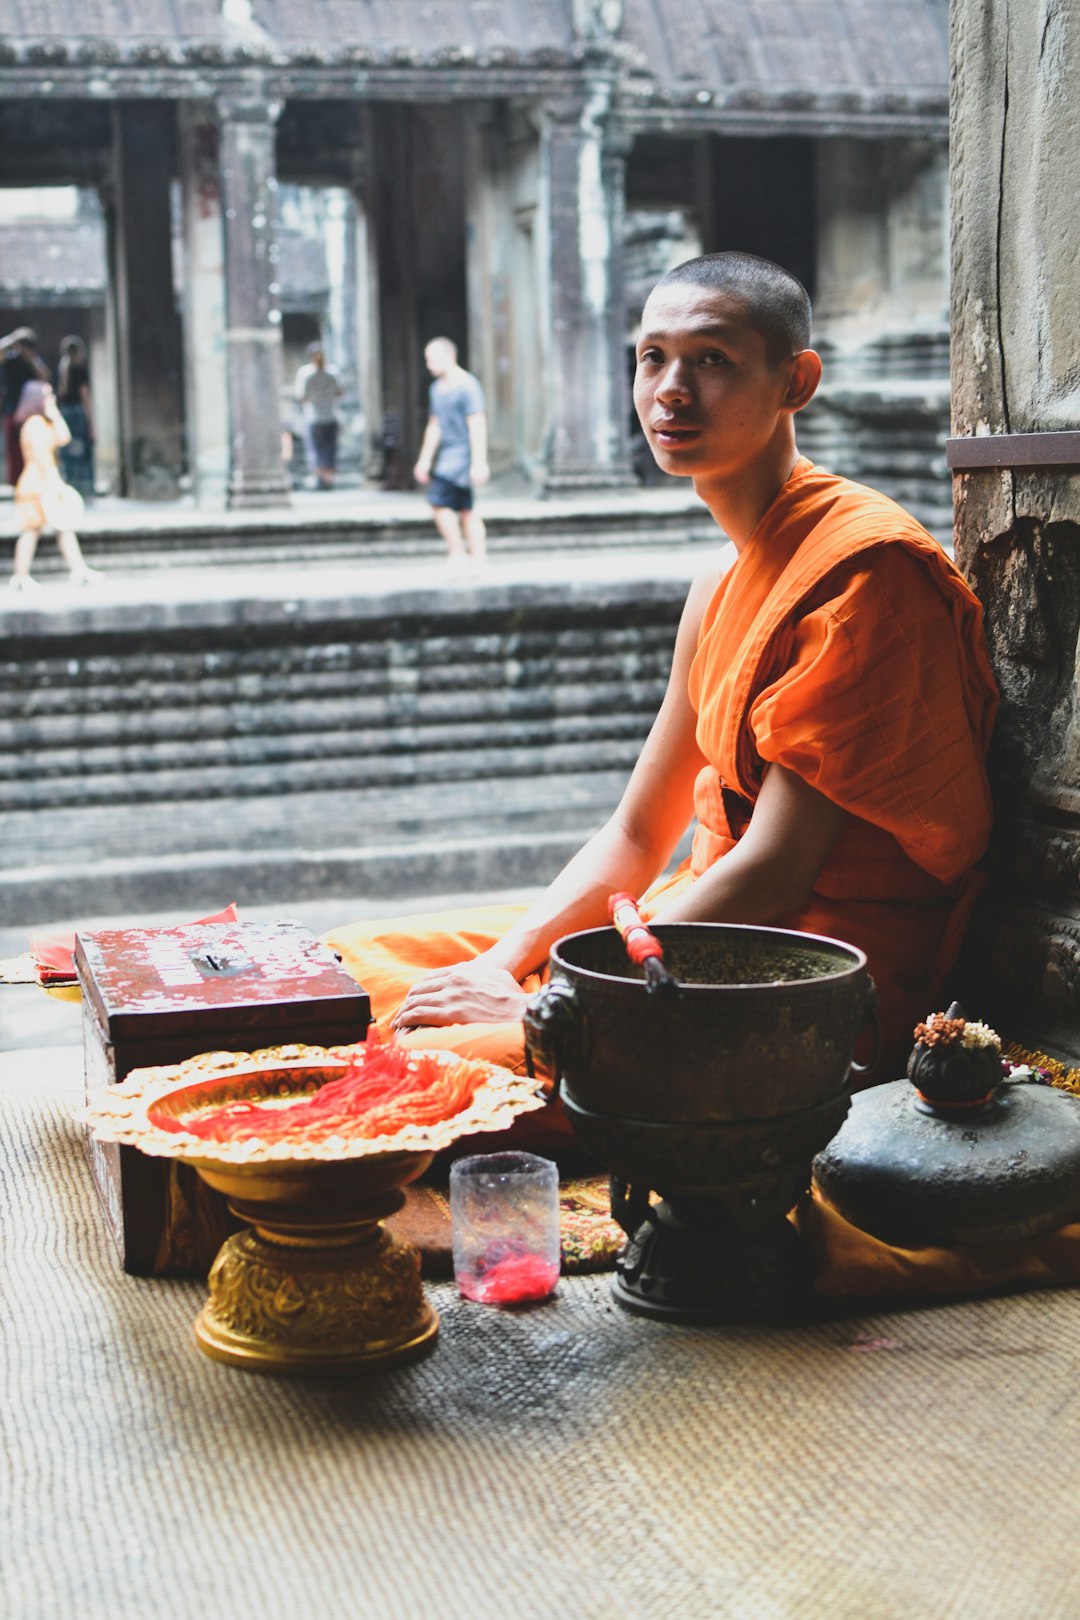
left=294, top=342, right=344, bottom=489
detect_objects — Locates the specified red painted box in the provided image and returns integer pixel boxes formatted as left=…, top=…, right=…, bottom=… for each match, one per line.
left=76, top=918, right=371, bottom=1275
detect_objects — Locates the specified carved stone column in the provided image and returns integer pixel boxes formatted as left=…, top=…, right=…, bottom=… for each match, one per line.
left=365, top=104, right=419, bottom=490
left=178, top=104, right=229, bottom=503
left=951, top=0, right=1080, bottom=1057
left=541, top=88, right=633, bottom=492
left=218, top=95, right=290, bottom=509
left=352, top=113, right=385, bottom=486
left=110, top=103, right=185, bottom=499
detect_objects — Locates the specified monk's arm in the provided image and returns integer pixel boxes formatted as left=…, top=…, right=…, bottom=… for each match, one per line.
left=648, top=761, right=845, bottom=926
left=391, top=570, right=718, bottom=1029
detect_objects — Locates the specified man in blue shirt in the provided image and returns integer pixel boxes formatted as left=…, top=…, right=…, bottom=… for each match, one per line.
left=413, top=337, right=489, bottom=566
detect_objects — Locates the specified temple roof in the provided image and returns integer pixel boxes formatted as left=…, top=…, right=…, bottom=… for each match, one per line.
left=0, top=1, right=578, bottom=68
left=0, top=219, right=106, bottom=302
left=620, top=0, right=947, bottom=116
left=0, top=0, right=947, bottom=123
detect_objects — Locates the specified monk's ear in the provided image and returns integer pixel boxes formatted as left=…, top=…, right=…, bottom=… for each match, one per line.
left=780, top=349, right=822, bottom=414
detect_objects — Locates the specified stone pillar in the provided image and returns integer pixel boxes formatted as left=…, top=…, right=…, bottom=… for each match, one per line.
left=951, top=0, right=1080, bottom=1057
left=602, top=128, right=634, bottom=473
left=350, top=117, right=383, bottom=484
left=463, top=103, right=516, bottom=476
left=540, top=88, right=633, bottom=492
left=365, top=105, right=419, bottom=489
left=111, top=102, right=185, bottom=499
left=178, top=104, right=229, bottom=504
left=813, top=140, right=889, bottom=328
left=218, top=95, right=290, bottom=508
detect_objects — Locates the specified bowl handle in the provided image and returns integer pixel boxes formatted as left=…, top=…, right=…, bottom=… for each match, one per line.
left=848, top=976, right=880, bottom=1077
left=523, top=978, right=586, bottom=1093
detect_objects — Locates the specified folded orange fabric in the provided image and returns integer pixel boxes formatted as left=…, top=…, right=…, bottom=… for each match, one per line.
left=796, top=1184, right=1080, bottom=1301
left=29, top=903, right=240, bottom=986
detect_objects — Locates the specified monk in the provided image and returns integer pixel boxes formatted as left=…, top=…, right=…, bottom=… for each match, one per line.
left=326, top=252, right=996, bottom=1129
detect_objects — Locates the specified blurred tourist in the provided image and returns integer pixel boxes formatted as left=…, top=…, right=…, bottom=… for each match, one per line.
left=9, top=381, right=99, bottom=591
left=413, top=336, right=489, bottom=567
left=56, top=335, right=95, bottom=500
left=294, top=341, right=344, bottom=489
left=1, top=326, right=50, bottom=487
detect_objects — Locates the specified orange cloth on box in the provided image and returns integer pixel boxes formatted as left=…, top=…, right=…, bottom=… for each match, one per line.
left=324, top=903, right=577, bottom=1154
left=641, top=458, right=998, bottom=1073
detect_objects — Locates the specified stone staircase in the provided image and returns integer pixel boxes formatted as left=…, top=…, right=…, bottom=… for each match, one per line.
left=1, top=563, right=694, bottom=924
left=9, top=488, right=718, bottom=573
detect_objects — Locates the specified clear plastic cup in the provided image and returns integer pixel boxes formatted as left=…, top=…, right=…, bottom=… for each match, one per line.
left=449, top=1151, right=561, bottom=1305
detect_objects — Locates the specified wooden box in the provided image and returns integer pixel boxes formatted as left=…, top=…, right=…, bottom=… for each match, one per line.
left=76, top=917, right=371, bottom=1276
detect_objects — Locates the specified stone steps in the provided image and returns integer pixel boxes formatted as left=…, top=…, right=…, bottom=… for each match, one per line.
left=796, top=390, right=953, bottom=542
left=10, top=494, right=718, bottom=573
left=1, top=564, right=693, bottom=924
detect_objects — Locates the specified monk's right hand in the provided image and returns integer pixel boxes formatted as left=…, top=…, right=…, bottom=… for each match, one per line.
left=391, top=959, right=529, bottom=1031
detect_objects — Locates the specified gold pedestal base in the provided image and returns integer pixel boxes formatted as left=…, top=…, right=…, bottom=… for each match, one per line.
left=195, top=1197, right=439, bottom=1376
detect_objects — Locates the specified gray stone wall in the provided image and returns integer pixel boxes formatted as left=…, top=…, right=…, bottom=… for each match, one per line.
left=951, top=0, right=1080, bottom=1056
left=0, top=573, right=689, bottom=923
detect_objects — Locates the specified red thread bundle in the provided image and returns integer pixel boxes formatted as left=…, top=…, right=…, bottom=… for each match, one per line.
left=159, top=1033, right=480, bottom=1145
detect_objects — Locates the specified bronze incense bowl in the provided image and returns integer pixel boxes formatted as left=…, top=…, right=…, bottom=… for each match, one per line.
left=525, top=923, right=876, bottom=1323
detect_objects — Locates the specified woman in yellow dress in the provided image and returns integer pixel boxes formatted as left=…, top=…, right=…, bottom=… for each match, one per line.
left=10, top=380, right=98, bottom=590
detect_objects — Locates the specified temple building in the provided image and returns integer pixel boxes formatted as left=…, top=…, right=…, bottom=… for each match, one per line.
left=0, top=0, right=949, bottom=516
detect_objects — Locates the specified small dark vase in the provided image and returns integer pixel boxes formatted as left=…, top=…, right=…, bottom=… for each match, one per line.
left=906, top=1001, right=1002, bottom=1109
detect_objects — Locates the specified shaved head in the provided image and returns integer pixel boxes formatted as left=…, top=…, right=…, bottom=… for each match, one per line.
left=424, top=336, right=457, bottom=363
left=654, top=253, right=811, bottom=365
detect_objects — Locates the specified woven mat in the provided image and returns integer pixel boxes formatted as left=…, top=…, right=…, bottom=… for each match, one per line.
left=8, top=1049, right=1080, bottom=1619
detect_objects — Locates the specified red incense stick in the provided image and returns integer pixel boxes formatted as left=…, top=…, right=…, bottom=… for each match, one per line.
left=608, top=892, right=678, bottom=995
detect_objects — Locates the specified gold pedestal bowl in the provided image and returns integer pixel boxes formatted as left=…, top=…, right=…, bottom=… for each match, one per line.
left=86, top=1044, right=546, bottom=1376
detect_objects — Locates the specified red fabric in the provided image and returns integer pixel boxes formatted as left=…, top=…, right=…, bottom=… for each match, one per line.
left=30, top=903, right=240, bottom=985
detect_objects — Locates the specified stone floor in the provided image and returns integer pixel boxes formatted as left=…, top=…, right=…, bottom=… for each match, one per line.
left=5, top=1035, right=1080, bottom=1620
left=6, top=885, right=1080, bottom=1618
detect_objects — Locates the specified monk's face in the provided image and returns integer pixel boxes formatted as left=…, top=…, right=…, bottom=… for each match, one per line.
left=633, top=284, right=800, bottom=483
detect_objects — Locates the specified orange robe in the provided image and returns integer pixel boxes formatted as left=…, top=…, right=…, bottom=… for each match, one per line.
left=326, top=458, right=996, bottom=1088
left=642, top=457, right=997, bottom=1067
